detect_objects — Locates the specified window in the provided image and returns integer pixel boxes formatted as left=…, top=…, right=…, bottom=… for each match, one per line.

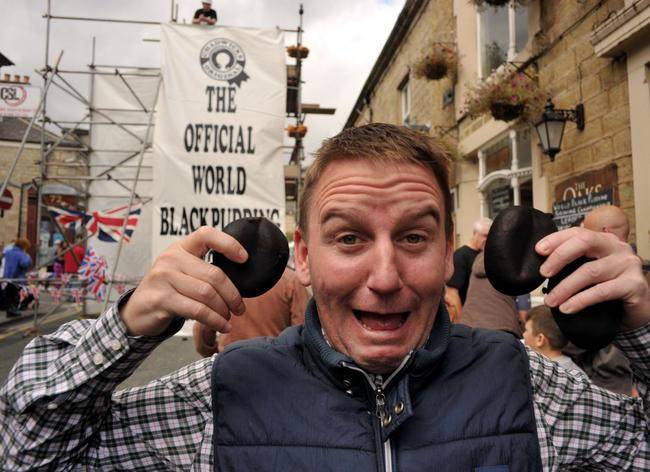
left=477, top=129, right=533, bottom=218
left=399, top=75, right=411, bottom=124
left=477, top=3, right=529, bottom=78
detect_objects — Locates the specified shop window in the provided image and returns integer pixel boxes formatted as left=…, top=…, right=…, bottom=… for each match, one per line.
left=478, top=3, right=529, bottom=78
left=399, top=75, right=411, bottom=125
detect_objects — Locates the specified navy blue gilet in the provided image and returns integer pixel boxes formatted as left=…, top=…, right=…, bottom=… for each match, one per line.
left=211, top=300, right=542, bottom=471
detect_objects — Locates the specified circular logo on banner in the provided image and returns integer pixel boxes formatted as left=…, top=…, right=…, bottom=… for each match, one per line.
left=199, top=38, right=249, bottom=87
left=0, top=85, right=27, bottom=107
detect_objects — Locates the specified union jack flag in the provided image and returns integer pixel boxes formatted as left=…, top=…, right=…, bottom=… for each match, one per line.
left=47, top=206, right=86, bottom=229
left=78, top=246, right=108, bottom=301
left=85, top=204, right=141, bottom=243
left=47, top=204, right=141, bottom=243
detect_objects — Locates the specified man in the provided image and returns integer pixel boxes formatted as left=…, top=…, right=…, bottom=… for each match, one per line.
left=523, top=305, right=584, bottom=373
left=1, top=238, right=33, bottom=317
left=192, top=0, right=217, bottom=25
left=445, top=217, right=491, bottom=318
left=63, top=236, right=85, bottom=274
left=1, top=124, right=649, bottom=470
left=569, top=204, right=636, bottom=395
left=192, top=268, right=309, bottom=356
left=458, top=251, right=522, bottom=337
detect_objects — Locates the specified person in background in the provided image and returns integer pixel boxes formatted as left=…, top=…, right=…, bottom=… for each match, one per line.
left=192, top=0, right=217, bottom=25
left=572, top=204, right=636, bottom=395
left=523, top=305, right=584, bottom=373
left=1, top=238, right=33, bottom=317
left=192, top=268, right=309, bottom=356
left=458, top=251, right=523, bottom=338
left=63, top=236, right=85, bottom=274
left=53, top=239, right=65, bottom=277
left=445, top=217, right=492, bottom=319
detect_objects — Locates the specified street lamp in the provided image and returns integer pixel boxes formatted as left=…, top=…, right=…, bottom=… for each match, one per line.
left=534, top=99, right=585, bottom=161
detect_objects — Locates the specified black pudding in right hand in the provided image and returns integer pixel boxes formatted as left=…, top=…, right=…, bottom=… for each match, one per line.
left=211, top=217, right=289, bottom=298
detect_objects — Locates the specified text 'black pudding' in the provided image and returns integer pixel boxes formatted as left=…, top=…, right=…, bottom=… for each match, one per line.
left=211, top=217, right=289, bottom=298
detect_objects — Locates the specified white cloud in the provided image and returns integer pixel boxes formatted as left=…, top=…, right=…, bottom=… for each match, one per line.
left=1, top=0, right=405, bottom=160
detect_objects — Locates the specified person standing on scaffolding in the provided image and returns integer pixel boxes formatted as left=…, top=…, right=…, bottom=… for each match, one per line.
left=192, top=0, right=217, bottom=25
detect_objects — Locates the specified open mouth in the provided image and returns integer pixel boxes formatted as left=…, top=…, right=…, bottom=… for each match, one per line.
left=353, top=310, right=410, bottom=331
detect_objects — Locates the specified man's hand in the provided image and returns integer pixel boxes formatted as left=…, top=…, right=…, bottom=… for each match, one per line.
left=121, top=226, right=248, bottom=337
left=193, top=321, right=219, bottom=357
left=536, top=228, right=650, bottom=331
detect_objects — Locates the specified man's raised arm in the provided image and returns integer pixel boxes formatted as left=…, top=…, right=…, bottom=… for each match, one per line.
left=528, top=227, right=650, bottom=469
left=0, top=226, right=247, bottom=469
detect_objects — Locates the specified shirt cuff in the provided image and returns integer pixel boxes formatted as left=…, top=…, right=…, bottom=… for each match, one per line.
left=615, top=322, right=650, bottom=372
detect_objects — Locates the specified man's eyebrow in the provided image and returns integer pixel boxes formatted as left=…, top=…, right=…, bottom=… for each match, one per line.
left=402, top=205, right=441, bottom=224
left=320, top=208, right=362, bottom=226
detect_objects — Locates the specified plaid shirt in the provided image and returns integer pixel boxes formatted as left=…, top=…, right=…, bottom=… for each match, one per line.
left=1, top=297, right=649, bottom=471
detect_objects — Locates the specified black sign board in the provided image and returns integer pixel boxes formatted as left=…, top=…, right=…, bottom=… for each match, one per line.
left=552, top=189, right=613, bottom=230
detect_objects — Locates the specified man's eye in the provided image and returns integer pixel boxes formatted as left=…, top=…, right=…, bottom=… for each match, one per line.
left=339, top=234, right=359, bottom=245
left=404, top=234, right=425, bottom=244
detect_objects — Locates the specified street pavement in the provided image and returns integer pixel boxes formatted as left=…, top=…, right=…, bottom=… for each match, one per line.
left=0, top=301, right=203, bottom=389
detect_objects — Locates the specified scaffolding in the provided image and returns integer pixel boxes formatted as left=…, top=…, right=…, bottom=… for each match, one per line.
left=1, top=1, right=312, bottom=333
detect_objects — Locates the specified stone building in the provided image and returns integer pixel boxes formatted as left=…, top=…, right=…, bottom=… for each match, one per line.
left=346, top=0, right=649, bottom=260
left=0, top=116, right=87, bottom=265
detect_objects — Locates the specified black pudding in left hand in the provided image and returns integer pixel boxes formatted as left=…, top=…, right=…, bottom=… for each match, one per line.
left=210, top=217, right=289, bottom=298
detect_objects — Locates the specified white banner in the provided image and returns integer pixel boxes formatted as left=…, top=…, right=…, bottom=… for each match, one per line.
left=0, top=83, right=40, bottom=117
left=86, top=71, right=159, bottom=312
left=152, top=24, right=286, bottom=258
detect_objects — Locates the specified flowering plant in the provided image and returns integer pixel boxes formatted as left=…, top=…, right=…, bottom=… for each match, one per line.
left=412, top=43, right=458, bottom=81
left=287, top=124, right=307, bottom=138
left=463, top=68, right=546, bottom=122
left=470, top=0, right=528, bottom=8
left=287, top=45, right=309, bottom=59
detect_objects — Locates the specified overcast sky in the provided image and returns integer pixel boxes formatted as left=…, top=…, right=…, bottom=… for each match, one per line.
left=1, top=0, right=406, bottom=163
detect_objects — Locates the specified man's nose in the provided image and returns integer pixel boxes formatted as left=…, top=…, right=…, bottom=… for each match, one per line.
left=366, top=239, right=403, bottom=294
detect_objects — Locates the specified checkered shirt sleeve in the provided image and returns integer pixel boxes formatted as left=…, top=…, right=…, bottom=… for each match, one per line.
left=0, top=292, right=215, bottom=471
left=529, top=322, right=650, bottom=471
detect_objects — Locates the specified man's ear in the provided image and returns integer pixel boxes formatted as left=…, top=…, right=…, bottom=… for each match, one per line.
left=293, top=226, right=311, bottom=286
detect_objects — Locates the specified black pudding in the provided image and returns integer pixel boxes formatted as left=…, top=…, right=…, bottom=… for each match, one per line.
left=210, top=217, right=289, bottom=298
left=484, top=206, right=558, bottom=296
left=547, top=257, right=623, bottom=350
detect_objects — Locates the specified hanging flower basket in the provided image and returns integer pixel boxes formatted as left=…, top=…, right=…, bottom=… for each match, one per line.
left=489, top=101, right=524, bottom=121
left=287, top=45, right=310, bottom=59
left=413, top=44, right=458, bottom=81
left=463, top=67, right=546, bottom=123
left=287, top=124, right=307, bottom=138
left=471, top=0, right=528, bottom=7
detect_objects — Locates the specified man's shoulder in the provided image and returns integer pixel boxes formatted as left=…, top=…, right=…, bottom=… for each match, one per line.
left=219, top=325, right=304, bottom=356
left=451, top=324, right=524, bottom=352
left=454, top=245, right=479, bottom=258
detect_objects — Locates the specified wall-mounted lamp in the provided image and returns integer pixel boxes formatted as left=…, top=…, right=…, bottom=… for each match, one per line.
left=534, top=99, right=585, bottom=161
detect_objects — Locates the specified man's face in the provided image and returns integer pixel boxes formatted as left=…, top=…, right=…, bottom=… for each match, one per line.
left=202, top=2, right=211, bottom=10
left=475, top=228, right=489, bottom=251
left=294, top=159, right=453, bottom=374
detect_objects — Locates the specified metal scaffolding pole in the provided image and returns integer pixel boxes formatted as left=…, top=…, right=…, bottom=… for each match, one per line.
left=0, top=52, right=63, bottom=209
left=103, top=75, right=161, bottom=310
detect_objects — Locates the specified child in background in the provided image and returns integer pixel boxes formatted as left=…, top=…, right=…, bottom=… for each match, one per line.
left=523, top=305, right=583, bottom=373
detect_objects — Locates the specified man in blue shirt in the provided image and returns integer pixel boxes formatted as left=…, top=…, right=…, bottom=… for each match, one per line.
left=1, top=238, right=32, bottom=317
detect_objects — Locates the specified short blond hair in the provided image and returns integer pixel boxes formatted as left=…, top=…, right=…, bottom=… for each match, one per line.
left=299, top=123, right=453, bottom=236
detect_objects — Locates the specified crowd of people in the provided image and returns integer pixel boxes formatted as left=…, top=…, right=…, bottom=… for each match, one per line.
left=0, top=124, right=649, bottom=470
